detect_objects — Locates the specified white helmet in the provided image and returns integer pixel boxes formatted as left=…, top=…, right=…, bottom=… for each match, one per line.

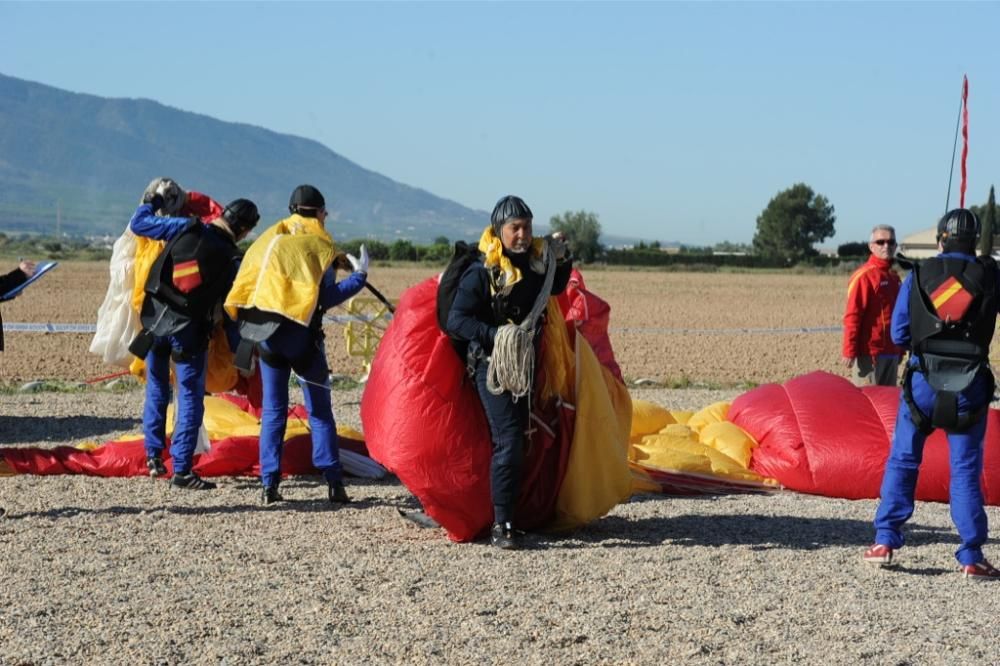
left=141, top=177, right=187, bottom=216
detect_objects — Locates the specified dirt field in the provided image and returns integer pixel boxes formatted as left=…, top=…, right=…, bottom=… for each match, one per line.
left=4, top=388, right=1000, bottom=664
left=6, top=264, right=1000, bottom=664
left=0, top=261, right=852, bottom=387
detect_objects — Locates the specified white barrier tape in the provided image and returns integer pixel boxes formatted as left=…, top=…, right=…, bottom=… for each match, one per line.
left=2, top=313, right=391, bottom=334
left=324, top=313, right=393, bottom=325
left=610, top=325, right=842, bottom=336
left=4, top=323, right=98, bottom=333
left=5, top=321, right=842, bottom=335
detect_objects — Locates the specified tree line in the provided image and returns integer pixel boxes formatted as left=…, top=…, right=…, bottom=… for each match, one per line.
left=10, top=182, right=1000, bottom=265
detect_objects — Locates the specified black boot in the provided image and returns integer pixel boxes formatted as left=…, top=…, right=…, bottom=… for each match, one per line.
left=146, top=455, right=167, bottom=478
left=490, top=522, right=518, bottom=550
left=328, top=481, right=351, bottom=505
left=261, top=484, right=283, bottom=505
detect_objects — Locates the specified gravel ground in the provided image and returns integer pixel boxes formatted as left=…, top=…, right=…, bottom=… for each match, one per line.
left=2, top=387, right=1000, bottom=665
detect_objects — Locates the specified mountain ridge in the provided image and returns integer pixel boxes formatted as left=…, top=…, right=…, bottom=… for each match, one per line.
left=0, top=72, right=488, bottom=242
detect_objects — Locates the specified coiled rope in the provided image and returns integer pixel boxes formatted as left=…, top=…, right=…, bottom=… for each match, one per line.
left=486, top=248, right=556, bottom=399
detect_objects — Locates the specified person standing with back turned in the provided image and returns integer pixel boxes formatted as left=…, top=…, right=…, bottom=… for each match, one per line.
left=864, top=209, right=1000, bottom=580
left=225, top=185, right=369, bottom=506
left=129, top=192, right=260, bottom=489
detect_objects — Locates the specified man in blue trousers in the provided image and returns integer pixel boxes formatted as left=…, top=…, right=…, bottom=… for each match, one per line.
left=130, top=192, right=260, bottom=489
left=864, top=208, right=1000, bottom=580
left=225, top=185, right=368, bottom=505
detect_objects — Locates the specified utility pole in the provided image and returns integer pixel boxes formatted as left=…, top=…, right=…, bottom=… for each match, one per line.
left=56, top=200, right=62, bottom=237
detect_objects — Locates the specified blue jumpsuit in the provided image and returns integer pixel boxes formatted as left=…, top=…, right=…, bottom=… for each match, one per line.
left=874, top=251, right=998, bottom=566
left=129, top=204, right=240, bottom=476
left=257, top=267, right=366, bottom=489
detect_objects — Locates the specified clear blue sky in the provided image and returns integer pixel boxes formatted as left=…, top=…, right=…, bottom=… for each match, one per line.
left=3, top=1, right=999, bottom=246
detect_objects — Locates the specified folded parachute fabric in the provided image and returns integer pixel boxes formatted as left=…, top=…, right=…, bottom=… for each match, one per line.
left=628, top=399, right=779, bottom=496
left=0, top=395, right=386, bottom=480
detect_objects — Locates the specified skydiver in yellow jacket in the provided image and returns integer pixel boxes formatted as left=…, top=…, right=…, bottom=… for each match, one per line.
left=225, top=185, right=368, bottom=505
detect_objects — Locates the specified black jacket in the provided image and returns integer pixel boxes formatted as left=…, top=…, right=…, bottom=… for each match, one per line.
left=0, top=267, right=29, bottom=351
left=446, top=251, right=572, bottom=361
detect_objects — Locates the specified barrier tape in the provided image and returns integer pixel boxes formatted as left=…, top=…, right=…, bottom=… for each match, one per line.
left=610, top=325, right=843, bottom=336
left=2, top=313, right=394, bottom=335
left=4, top=321, right=843, bottom=335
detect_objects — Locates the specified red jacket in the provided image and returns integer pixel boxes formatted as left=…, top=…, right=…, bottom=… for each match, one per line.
left=842, top=255, right=902, bottom=358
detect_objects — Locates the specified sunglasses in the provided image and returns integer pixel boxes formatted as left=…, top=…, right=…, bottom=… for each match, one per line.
left=871, top=239, right=896, bottom=246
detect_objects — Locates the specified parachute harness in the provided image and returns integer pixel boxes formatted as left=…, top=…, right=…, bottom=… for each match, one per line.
left=486, top=246, right=556, bottom=400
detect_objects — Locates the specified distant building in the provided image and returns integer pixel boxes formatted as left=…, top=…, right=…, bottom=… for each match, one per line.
left=898, top=227, right=939, bottom=259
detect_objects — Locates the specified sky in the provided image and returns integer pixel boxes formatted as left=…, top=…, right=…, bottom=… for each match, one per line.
left=3, top=1, right=1000, bottom=247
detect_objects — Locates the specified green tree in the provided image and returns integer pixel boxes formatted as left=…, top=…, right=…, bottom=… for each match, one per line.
left=713, top=240, right=752, bottom=253
left=364, top=240, right=390, bottom=261
left=837, top=241, right=868, bottom=258
left=433, top=235, right=450, bottom=246
left=976, top=186, right=997, bottom=257
left=549, top=210, right=603, bottom=263
left=389, top=239, right=416, bottom=261
left=752, top=183, right=836, bottom=262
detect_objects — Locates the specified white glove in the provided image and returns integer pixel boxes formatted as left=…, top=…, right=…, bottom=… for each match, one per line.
left=347, top=244, right=369, bottom=274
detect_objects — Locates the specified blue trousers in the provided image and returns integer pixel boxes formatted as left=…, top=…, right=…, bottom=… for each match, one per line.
left=473, top=362, right=529, bottom=525
left=258, top=325, right=342, bottom=489
left=143, top=332, right=207, bottom=476
left=875, top=375, right=989, bottom=566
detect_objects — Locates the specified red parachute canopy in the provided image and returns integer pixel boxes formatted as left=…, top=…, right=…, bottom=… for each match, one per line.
left=556, top=269, right=623, bottom=382
left=183, top=191, right=224, bottom=222
left=0, top=395, right=377, bottom=479
left=730, top=371, right=1000, bottom=503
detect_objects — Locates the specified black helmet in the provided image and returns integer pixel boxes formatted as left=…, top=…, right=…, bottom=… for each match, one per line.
left=223, top=199, right=260, bottom=237
left=490, top=195, right=533, bottom=236
left=288, top=184, right=326, bottom=215
left=937, top=208, right=980, bottom=245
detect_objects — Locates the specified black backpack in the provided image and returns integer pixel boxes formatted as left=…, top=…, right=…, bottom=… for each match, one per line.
left=436, top=240, right=481, bottom=339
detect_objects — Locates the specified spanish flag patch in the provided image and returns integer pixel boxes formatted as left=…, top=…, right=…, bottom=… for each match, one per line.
left=930, top=276, right=973, bottom=323
left=173, top=259, right=202, bottom=293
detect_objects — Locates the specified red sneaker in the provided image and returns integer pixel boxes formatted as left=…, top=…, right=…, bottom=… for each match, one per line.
left=863, top=543, right=894, bottom=565
left=962, top=560, right=1000, bottom=581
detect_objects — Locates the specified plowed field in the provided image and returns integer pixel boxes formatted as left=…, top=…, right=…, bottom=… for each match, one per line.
left=0, top=261, right=854, bottom=387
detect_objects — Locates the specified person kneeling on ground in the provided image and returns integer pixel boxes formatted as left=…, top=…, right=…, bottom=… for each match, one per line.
left=864, top=208, right=1000, bottom=580
left=129, top=190, right=260, bottom=490
left=225, top=184, right=368, bottom=506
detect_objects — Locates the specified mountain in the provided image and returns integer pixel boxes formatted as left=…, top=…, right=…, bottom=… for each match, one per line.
left=0, top=73, right=488, bottom=242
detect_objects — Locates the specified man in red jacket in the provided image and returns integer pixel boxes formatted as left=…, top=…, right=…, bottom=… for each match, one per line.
left=842, top=225, right=903, bottom=386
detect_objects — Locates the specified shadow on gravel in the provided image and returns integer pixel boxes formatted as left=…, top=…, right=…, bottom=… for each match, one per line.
left=877, top=564, right=953, bottom=577
left=0, top=414, right=140, bottom=444
left=534, top=513, right=954, bottom=552
left=8, top=498, right=382, bottom=520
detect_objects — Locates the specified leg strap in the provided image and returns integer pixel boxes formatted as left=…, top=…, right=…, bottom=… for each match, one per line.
left=902, top=364, right=934, bottom=435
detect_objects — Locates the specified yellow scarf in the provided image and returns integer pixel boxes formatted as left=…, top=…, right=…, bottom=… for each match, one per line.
left=477, top=226, right=547, bottom=294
